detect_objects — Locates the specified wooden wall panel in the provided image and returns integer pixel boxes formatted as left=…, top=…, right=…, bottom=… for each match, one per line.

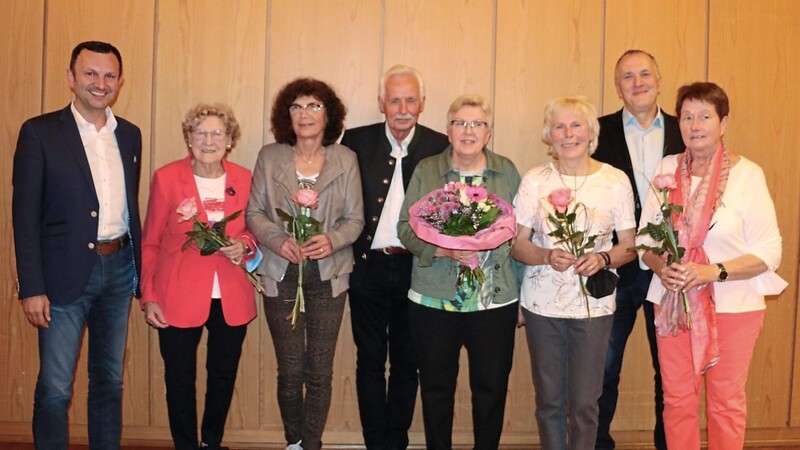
left=153, top=0, right=268, bottom=173
left=707, top=0, right=800, bottom=428
left=494, top=0, right=603, bottom=176
left=40, top=0, right=156, bottom=432
left=152, top=0, right=269, bottom=433
left=382, top=0, right=495, bottom=137
left=266, top=0, right=382, bottom=142
left=0, top=0, right=44, bottom=425
left=601, top=0, right=707, bottom=116
left=599, top=0, right=707, bottom=433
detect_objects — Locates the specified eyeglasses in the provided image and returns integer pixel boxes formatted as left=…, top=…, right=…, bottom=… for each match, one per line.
left=449, top=119, right=489, bottom=130
left=191, top=129, right=227, bottom=142
left=289, top=102, right=325, bottom=115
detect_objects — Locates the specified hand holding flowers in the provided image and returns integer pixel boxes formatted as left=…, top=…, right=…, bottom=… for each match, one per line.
left=631, top=173, right=691, bottom=331
left=276, top=185, right=324, bottom=328
left=409, top=181, right=515, bottom=289
left=545, top=188, right=608, bottom=317
left=176, top=197, right=264, bottom=294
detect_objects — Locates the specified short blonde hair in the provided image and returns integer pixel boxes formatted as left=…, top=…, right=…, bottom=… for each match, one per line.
left=541, top=96, right=600, bottom=155
left=182, top=103, right=242, bottom=152
left=446, top=94, right=493, bottom=126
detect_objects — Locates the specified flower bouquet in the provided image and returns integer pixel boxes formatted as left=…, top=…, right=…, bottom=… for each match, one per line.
left=276, top=185, right=324, bottom=328
left=176, top=197, right=264, bottom=294
left=545, top=188, right=609, bottom=317
left=408, top=181, right=516, bottom=289
left=631, top=173, right=690, bottom=332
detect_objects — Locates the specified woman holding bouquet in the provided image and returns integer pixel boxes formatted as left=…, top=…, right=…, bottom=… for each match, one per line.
left=140, top=103, right=258, bottom=450
left=246, top=78, right=364, bottom=450
left=397, top=94, right=521, bottom=450
left=639, top=82, right=784, bottom=449
left=511, top=96, right=637, bottom=449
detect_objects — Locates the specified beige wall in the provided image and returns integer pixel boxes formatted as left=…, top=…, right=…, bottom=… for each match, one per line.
left=1, top=0, right=798, bottom=446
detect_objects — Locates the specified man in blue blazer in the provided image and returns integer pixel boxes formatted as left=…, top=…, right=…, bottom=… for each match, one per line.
left=12, top=41, right=142, bottom=449
left=592, top=50, right=685, bottom=450
left=341, top=65, right=448, bottom=450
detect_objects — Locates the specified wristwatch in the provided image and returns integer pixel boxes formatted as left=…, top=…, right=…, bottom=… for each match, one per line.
left=716, top=263, right=728, bottom=282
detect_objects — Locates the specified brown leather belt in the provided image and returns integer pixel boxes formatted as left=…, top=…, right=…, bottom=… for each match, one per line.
left=375, top=246, right=411, bottom=255
left=96, top=235, right=129, bottom=255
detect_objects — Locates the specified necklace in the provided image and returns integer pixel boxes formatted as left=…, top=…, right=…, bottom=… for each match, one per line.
left=554, top=161, right=589, bottom=192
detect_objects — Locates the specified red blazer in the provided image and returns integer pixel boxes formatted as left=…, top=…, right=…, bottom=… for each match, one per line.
left=141, top=156, right=257, bottom=327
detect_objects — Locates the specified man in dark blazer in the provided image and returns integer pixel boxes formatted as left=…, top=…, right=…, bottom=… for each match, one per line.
left=12, top=41, right=142, bottom=448
left=341, top=65, right=449, bottom=450
left=593, top=49, right=685, bottom=450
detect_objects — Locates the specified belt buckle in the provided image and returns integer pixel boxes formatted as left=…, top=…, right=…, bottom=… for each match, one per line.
left=382, top=247, right=392, bottom=255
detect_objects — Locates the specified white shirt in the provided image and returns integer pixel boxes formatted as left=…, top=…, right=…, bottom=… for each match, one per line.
left=513, top=162, right=636, bottom=318
left=639, top=155, right=786, bottom=312
left=622, top=107, right=666, bottom=203
left=71, top=102, right=128, bottom=240
left=371, top=124, right=415, bottom=249
left=195, top=173, right=227, bottom=299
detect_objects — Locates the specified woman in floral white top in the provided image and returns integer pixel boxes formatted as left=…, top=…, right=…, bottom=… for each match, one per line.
left=511, top=96, right=636, bottom=449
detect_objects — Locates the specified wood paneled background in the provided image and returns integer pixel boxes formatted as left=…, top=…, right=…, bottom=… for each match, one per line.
left=1, top=0, right=797, bottom=446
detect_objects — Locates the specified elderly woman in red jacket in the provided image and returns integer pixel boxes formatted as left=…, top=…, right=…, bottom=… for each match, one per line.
left=140, top=103, right=258, bottom=450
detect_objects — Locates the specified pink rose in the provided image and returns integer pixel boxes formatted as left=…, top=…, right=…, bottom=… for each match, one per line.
left=466, top=186, right=488, bottom=202
left=548, top=188, right=574, bottom=214
left=652, top=174, right=677, bottom=190
left=291, top=188, right=320, bottom=209
left=176, top=197, right=198, bottom=223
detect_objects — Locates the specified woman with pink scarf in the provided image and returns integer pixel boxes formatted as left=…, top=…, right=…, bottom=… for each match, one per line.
left=639, top=82, right=785, bottom=449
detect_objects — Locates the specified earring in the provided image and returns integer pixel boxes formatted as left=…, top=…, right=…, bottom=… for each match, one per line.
left=226, top=145, right=232, bottom=150
left=188, top=143, right=192, bottom=148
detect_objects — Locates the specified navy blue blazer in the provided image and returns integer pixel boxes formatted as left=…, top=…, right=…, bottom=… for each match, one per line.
left=592, top=107, right=685, bottom=284
left=12, top=105, right=143, bottom=305
left=341, top=122, right=449, bottom=287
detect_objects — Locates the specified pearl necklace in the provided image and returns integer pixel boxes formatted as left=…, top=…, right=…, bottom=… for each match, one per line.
left=554, top=160, right=590, bottom=192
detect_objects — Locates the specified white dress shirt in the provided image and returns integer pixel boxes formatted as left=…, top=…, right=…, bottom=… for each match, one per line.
left=622, top=107, right=665, bottom=203
left=371, top=124, right=415, bottom=249
left=71, top=102, right=128, bottom=240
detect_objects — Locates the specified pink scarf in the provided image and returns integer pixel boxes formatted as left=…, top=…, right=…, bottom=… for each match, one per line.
left=655, top=145, right=730, bottom=390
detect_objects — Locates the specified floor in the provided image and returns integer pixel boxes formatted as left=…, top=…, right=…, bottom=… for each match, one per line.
left=2, top=445, right=800, bottom=450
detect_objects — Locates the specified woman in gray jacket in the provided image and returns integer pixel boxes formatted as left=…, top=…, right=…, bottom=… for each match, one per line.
left=247, top=78, right=364, bottom=450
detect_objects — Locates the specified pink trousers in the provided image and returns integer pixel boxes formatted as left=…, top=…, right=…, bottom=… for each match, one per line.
left=656, top=310, right=765, bottom=450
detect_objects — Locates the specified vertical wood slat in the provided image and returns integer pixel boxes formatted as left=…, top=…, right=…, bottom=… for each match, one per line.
left=707, top=0, right=800, bottom=428
left=0, top=0, right=45, bottom=425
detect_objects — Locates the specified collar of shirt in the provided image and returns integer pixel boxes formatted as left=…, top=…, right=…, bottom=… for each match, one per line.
left=384, top=123, right=414, bottom=158
left=70, top=101, right=118, bottom=134
left=622, top=106, right=664, bottom=132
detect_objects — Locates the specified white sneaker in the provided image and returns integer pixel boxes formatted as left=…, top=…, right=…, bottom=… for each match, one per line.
left=285, top=440, right=303, bottom=450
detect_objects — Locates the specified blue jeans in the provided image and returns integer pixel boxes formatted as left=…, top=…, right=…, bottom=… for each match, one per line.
left=596, top=269, right=665, bottom=450
left=33, top=244, right=134, bottom=450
